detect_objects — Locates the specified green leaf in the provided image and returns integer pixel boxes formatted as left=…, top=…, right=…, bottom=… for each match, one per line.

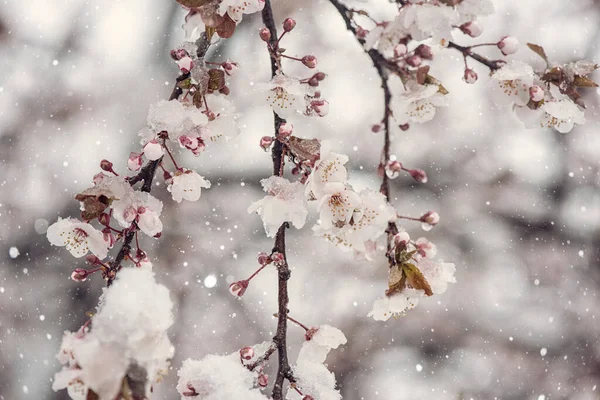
left=402, top=263, right=433, bottom=296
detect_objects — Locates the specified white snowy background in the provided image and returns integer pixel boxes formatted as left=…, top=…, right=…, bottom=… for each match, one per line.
left=1, top=0, right=600, bottom=399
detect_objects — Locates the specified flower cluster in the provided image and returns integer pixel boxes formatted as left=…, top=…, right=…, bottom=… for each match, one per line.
left=53, top=269, right=174, bottom=399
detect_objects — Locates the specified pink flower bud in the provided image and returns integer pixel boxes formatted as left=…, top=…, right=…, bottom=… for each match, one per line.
left=98, top=213, right=111, bottom=226
left=259, top=27, right=271, bottom=42
left=420, top=211, right=440, bottom=226
left=71, top=268, right=89, bottom=282
left=219, top=86, right=230, bottom=95
left=529, top=85, right=544, bottom=102
left=229, top=280, right=249, bottom=297
left=278, top=123, right=293, bottom=139
left=86, top=254, right=102, bottom=266
left=302, top=55, right=317, bottom=69
left=240, top=346, right=254, bottom=360
left=102, top=227, right=116, bottom=248
left=385, top=160, right=402, bottom=179
left=170, top=48, right=188, bottom=61
left=356, top=26, right=368, bottom=39
left=143, top=139, right=164, bottom=161
left=409, top=168, right=428, bottom=183
left=283, top=18, right=296, bottom=32
left=459, top=21, right=483, bottom=37
left=128, top=152, right=143, bottom=172
left=305, top=327, right=318, bottom=341
left=271, top=252, right=285, bottom=265
left=463, top=68, right=478, bottom=84
left=372, top=124, right=382, bottom=133
left=310, top=100, right=329, bottom=117
left=260, top=136, right=274, bottom=151
left=414, top=44, right=433, bottom=60
left=314, top=72, right=326, bottom=81
left=399, top=124, right=410, bottom=131
left=308, top=77, right=319, bottom=87
left=394, top=43, right=408, bottom=58
left=100, top=159, right=114, bottom=173
left=394, top=231, right=410, bottom=247
left=406, top=55, right=422, bottom=67
left=258, top=252, right=271, bottom=265
left=497, top=36, right=519, bottom=55
left=177, top=56, right=194, bottom=74
left=258, top=374, right=269, bottom=387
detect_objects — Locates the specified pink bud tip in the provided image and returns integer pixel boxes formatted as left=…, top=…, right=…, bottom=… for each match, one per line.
left=305, top=327, right=318, bottom=341
left=415, top=44, right=433, bottom=60
left=259, top=27, right=271, bottom=42
left=463, top=68, right=478, bottom=84
left=100, top=160, right=114, bottom=173
left=258, top=374, right=269, bottom=387
left=409, top=169, right=428, bottom=183
left=257, top=252, right=271, bottom=265
left=302, top=55, right=317, bottom=69
left=497, top=36, right=519, bottom=56
left=239, top=346, right=254, bottom=360
left=420, top=211, right=440, bottom=226
left=128, top=152, right=143, bottom=172
left=310, top=100, right=329, bottom=117
left=372, top=124, right=382, bottom=133
left=529, top=85, right=544, bottom=102
left=459, top=21, right=483, bottom=37
left=394, top=232, right=411, bottom=247
left=406, top=55, right=422, bottom=67
left=399, top=124, right=410, bottom=131
left=229, top=280, right=249, bottom=297
left=283, top=18, right=296, bottom=32
left=271, top=252, right=285, bottom=265
left=260, top=136, right=274, bottom=151
left=385, top=160, right=403, bottom=179
left=314, top=72, right=326, bottom=81
left=71, top=268, right=89, bottom=282
left=394, top=43, right=408, bottom=58
left=278, top=123, right=293, bottom=139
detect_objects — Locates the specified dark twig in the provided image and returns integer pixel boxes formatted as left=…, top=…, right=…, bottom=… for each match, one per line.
left=247, top=342, right=278, bottom=372
left=106, top=33, right=212, bottom=287
left=447, top=41, right=502, bottom=71
left=261, top=1, right=295, bottom=398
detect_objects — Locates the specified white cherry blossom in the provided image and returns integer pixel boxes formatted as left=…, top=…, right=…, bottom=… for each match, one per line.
left=316, top=182, right=362, bottom=230
left=515, top=98, right=585, bottom=134
left=305, top=140, right=349, bottom=200
left=219, top=0, right=265, bottom=23
left=47, top=218, right=109, bottom=259
left=247, top=176, right=308, bottom=238
left=489, top=61, right=534, bottom=107
left=146, top=99, right=209, bottom=141
left=168, top=169, right=211, bottom=203
left=401, top=3, right=458, bottom=45
left=415, top=258, right=457, bottom=295
left=368, top=293, right=419, bottom=322
left=457, top=0, right=494, bottom=24
left=111, top=191, right=164, bottom=237
left=257, top=74, right=308, bottom=118
left=390, top=77, right=449, bottom=125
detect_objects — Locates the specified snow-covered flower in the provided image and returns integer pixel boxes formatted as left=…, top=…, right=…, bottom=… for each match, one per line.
left=414, top=237, right=437, bottom=259
left=368, top=293, right=419, bottom=321
left=111, top=191, right=163, bottom=237
left=390, top=77, right=449, bottom=125
left=457, top=0, right=494, bottom=24
left=248, top=176, right=308, bottom=237
left=143, top=139, right=164, bottom=161
left=305, top=140, right=349, bottom=200
left=315, top=190, right=395, bottom=255
left=415, top=258, right=456, bottom=295
left=515, top=97, right=585, bottom=134
left=288, top=326, right=347, bottom=400
left=489, top=61, right=534, bottom=107
left=218, top=0, right=265, bottom=23
left=316, top=182, right=362, bottom=230
left=53, top=269, right=174, bottom=400
left=401, top=3, right=458, bottom=45
left=205, top=94, right=241, bottom=139
left=167, top=168, right=211, bottom=203
left=47, top=218, right=109, bottom=259
left=146, top=100, right=209, bottom=141
left=257, top=74, right=309, bottom=118
left=177, top=353, right=268, bottom=400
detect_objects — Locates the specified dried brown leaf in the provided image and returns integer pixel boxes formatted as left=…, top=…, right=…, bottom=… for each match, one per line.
left=527, top=43, right=548, bottom=64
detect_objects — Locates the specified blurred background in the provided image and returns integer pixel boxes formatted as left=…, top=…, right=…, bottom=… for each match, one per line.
left=1, top=0, right=600, bottom=399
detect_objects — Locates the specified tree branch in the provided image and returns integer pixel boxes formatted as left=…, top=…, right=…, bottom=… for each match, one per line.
left=447, top=41, right=502, bottom=71
left=261, top=1, right=294, bottom=398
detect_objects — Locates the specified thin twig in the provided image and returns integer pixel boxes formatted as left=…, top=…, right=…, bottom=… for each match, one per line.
left=447, top=41, right=501, bottom=71
left=261, top=1, right=294, bottom=398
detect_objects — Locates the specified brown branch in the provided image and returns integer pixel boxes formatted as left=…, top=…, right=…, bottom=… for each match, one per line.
left=261, top=1, right=294, bottom=398
left=106, top=33, right=212, bottom=286
left=447, top=41, right=502, bottom=71
left=247, top=342, right=278, bottom=372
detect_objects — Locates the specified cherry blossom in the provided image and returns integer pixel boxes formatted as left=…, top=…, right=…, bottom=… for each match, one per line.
left=145, top=99, right=209, bottom=142
left=390, top=76, right=448, bottom=125
left=457, top=0, right=494, bottom=24
left=368, top=293, right=419, bottom=321
left=167, top=168, right=211, bottom=203
left=47, top=218, right=109, bottom=259
left=515, top=97, right=586, bottom=134
left=218, top=0, right=265, bottom=23
left=257, top=74, right=310, bottom=118
left=305, top=140, right=349, bottom=200
left=401, top=2, right=458, bottom=45
left=316, top=182, right=362, bottom=230
left=414, top=258, right=457, bottom=295
left=111, top=191, right=164, bottom=237
left=247, top=176, right=308, bottom=237
left=489, top=60, right=534, bottom=107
